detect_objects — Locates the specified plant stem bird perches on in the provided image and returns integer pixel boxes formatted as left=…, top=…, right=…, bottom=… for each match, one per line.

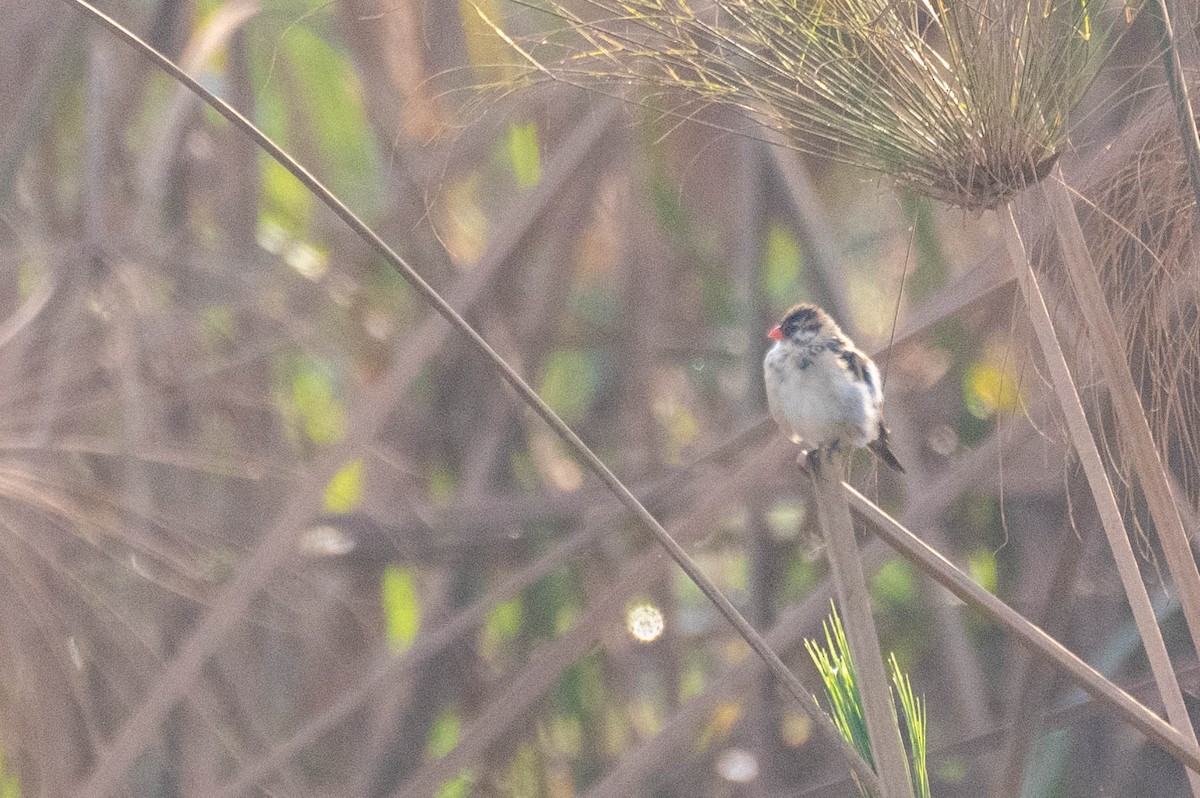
left=808, top=454, right=915, bottom=798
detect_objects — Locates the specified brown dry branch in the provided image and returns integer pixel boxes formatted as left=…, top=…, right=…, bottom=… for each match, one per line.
left=585, top=423, right=1200, bottom=795
left=580, top=346, right=1176, bottom=796
left=57, top=6, right=630, bottom=796
left=387, top=439, right=788, bottom=798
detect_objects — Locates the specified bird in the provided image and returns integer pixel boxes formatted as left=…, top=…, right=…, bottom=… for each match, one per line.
left=763, top=303, right=904, bottom=472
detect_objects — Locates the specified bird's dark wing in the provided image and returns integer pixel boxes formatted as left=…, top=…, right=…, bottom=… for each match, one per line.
left=839, top=347, right=882, bottom=405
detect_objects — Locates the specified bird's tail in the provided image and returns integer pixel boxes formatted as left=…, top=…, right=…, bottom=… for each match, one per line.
left=869, top=426, right=905, bottom=473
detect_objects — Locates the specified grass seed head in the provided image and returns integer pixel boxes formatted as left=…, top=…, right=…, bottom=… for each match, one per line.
left=492, top=0, right=1115, bottom=209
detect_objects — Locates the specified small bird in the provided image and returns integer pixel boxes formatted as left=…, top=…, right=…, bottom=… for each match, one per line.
left=763, top=303, right=904, bottom=472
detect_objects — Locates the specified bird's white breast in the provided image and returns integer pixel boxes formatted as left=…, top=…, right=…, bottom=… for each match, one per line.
left=763, top=341, right=880, bottom=449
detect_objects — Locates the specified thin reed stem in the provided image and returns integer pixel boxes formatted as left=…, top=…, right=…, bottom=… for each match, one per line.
left=810, top=456, right=916, bottom=798
left=844, top=483, right=1200, bottom=774
left=1042, top=167, right=1200, bottom=667
left=1000, top=205, right=1200, bottom=795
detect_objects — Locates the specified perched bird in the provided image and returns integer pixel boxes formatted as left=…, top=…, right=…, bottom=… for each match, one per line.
left=763, top=303, right=904, bottom=472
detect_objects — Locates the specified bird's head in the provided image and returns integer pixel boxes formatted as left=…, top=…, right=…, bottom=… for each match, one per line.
left=768, top=303, right=834, bottom=345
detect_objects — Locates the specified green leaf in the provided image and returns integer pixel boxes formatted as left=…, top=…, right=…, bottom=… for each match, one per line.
left=506, top=743, right=541, bottom=798
left=323, top=459, right=364, bottom=513
left=872, top=559, right=917, bottom=606
left=479, top=597, right=523, bottom=659
left=253, top=16, right=384, bottom=234
left=805, top=604, right=872, bottom=767
left=427, top=463, right=457, bottom=506
left=890, top=652, right=931, bottom=798
left=0, top=744, right=19, bottom=798
left=380, top=565, right=421, bottom=651
left=680, top=659, right=706, bottom=700
left=433, top=772, right=472, bottom=798
left=426, top=707, right=462, bottom=759
left=807, top=603, right=930, bottom=794
left=968, top=550, right=999, bottom=594
left=260, top=157, right=313, bottom=236
left=902, top=195, right=949, bottom=301
left=294, top=28, right=382, bottom=208
left=505, top=121, right=542, bottom=188
left=538, top=350, right=597, bottom=424
left=277, top=356, right=347, bottom=446
left=762, top=223, right=803, bottom=302
left=558, top=653, right=603, bottom=716
left=964, top=351, right=1023, bottom=419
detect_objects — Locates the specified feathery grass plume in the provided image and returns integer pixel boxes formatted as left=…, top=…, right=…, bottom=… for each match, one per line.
left=889, top=652, right=930, bottom=798
left=806, top=604, right=931, bottom=797
left=488, top=0, right=1116, bottom=209
left=1082, top=106, right=1200, bottom=508
left=806, top=606, right=872, bottom=769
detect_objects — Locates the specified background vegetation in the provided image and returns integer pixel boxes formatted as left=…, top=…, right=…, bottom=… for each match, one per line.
left=1, top=0, right=1200, bottom=795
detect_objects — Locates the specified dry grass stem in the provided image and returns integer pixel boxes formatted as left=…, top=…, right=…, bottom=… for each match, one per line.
left=810, top=457, right=916, bottom=798
left=1042, top=165, right=1200, bottom=676
left=845, top=482, right=1200, bottom=773
left=1082, top=108, right=1200, bottom=509
left=1001, top=206, right=1200, bottom=793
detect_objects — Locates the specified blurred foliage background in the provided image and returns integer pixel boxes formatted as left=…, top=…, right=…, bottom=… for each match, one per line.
left=1, top=0, right=1200, bottom=796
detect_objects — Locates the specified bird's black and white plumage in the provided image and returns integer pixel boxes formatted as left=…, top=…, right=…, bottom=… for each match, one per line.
left=763, top=303, right=904, bottom=472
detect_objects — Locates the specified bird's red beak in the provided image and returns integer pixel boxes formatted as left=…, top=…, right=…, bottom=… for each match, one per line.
left=767, top=325, right=785, bottom=342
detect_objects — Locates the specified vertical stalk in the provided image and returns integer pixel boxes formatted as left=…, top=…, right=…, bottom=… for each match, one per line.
left=1001, top=207, right=1200, bottom=798
left=810, top=457, right=916, bottom=798
left=1041, top=170, right=1200, bottom=667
